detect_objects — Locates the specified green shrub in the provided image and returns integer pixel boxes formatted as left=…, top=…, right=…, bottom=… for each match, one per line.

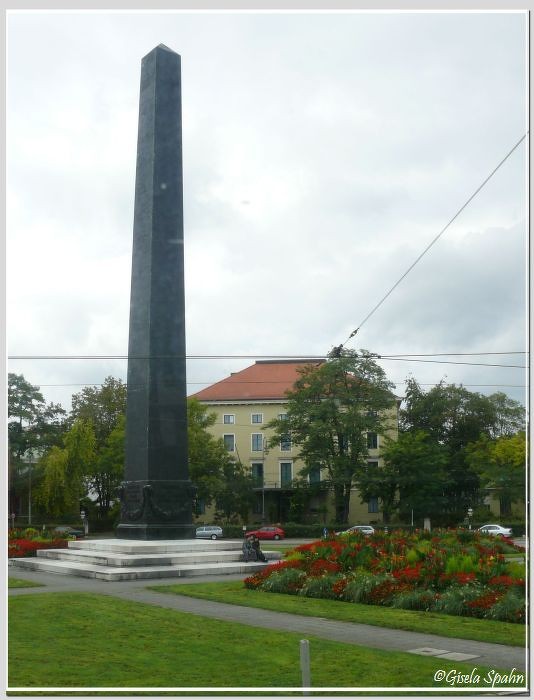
left=487, top=589, right=526, bottom=623
left=260, top=568, right=306, bottom=594
left=433, top=584, right=485, bottom=617
left=299, top=574, right=341, bottom=600
left=341, top=573, right=393, bottom=604
left=391, top=589, right=436, bottom=612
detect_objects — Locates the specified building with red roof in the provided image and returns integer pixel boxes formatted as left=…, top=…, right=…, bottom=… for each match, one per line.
left=190, top=359, right=397, bottom=525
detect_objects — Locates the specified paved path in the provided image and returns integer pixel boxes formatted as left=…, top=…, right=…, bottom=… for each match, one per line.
left=9, top=566, right=527, bottom=672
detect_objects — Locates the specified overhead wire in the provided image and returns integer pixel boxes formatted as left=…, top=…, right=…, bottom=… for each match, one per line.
left=339, top=131, right=528, bottom=346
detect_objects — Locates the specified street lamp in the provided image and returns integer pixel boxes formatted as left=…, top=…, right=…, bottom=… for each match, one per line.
left=27, top=450, right=32, bottom=526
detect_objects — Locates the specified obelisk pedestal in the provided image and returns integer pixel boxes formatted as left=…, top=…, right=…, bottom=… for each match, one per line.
left=116, top=45, right=195, bottom=539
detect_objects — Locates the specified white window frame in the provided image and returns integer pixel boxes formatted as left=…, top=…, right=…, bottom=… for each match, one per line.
left=223, top=414, right=235, bottom=425
left=251, top=413, right=263, bottom=424
left=251, top=433, right=264, bottom=452
left=280, top=434, right=292, bottom=452
left=223, top=434, right=235, bottom=452
left=367, top=432, right=379, bottom=450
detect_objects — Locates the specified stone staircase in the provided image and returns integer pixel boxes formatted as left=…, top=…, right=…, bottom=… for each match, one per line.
left=10, top=538, right=281, bottom=581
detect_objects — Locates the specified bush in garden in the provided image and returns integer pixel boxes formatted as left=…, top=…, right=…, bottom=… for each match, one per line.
left=432, top=584, right=487, bottom=617
left=299, top=574, right=342, bottom=600
left=486, top=589, right=526, bottom=623
left=341, top=572, right=394, bottom=604
left=391, top=588, right=437, bottom=611
left=261, top=567, right=307, bottom=595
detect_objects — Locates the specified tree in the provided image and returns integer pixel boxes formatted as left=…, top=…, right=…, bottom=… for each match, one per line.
left=89, top=415, right=125, bottom=517
left=466, top=432, right=526, bottom=516
left=187, top=398, right=256, bottom=519
left=70, top=377, right=127, bottom=448
left=358, top=431, right=449, bottom=524
left=37, top=419, right=96, bottom=517
left=8, top=373, right=66, bottom=460
left=69, top=378, right=127, bottom=516
left=267, top=349, right=396, bottom=524
left=214, top=461, right=256, bottom=523
left=400, top=379, right=526, bottom=523
left=8, top=373, right=66, bottom=515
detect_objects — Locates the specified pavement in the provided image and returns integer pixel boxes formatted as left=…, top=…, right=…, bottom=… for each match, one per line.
left=9, top=564, right=528, bottom=673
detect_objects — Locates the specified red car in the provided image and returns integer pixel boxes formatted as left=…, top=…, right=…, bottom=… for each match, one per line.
left=245, top=526, right=285, bottom=540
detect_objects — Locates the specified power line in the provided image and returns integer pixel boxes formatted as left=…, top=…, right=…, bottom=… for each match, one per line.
left=8, top=350, right=527, bottom=361
left=341, top=131, right=528, bottom=345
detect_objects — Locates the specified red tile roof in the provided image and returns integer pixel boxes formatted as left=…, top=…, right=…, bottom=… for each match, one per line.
left=190, top=359, right=324, bottom=402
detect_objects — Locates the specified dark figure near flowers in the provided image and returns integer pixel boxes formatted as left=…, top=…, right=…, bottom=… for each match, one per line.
left=252, top=535, right=267, bottom=562
left=242, top=536, right=255, bottom=562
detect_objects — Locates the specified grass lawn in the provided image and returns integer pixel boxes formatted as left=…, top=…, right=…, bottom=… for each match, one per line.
left=8, top=577, right=44, bottom=589
left=8, top=592, right=516, bottom=692
left=148, top=581, right=526, bottom=648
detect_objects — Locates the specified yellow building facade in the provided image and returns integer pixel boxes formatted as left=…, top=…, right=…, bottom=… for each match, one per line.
left=191, top=359, right=399, bottom=526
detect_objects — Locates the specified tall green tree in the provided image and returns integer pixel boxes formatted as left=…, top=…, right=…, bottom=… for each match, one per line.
left=267, top=349, right=396, bottom=524
left=400, top=379, right=526, bottom=522
left=90, top=415, right=125, bottom=516
left=358, top=431, right=449, bottom=524
left=466, top=432, right=526, bottom=516
left=69, top=378, right=127, bottom=516
left=187, top=398, right=255, bottom=520
left=70, top=377, right=127, bottom=448
left=37, top=419, right=96, bottom=517
left=8, top=373, right=66, bottom=514
left=214, top=461, right=256, bottom=524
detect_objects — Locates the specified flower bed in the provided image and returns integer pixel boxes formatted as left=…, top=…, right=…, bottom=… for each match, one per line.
left=244, top=529, right=525, bottom=623
left=8, top=528, right=71, bottom=558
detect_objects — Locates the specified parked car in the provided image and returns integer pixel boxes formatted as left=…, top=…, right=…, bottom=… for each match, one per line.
left=477, top=524, right=512, bottom=537
left=53, top=526, right=85, bottom=539
left=245, top=526, right=285, bottom=540
left=195, top=525, right=223, bottom=540
left=336, top=525, right=375, bottom=536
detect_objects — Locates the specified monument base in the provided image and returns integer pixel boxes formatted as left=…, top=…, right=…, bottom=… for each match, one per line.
left=117, top=479, right=196, bottom=540
left=116, top=523, right=196, bottom=540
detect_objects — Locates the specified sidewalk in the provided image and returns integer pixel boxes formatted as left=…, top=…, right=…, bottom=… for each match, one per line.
left=9, top=566, right=528, bottom=672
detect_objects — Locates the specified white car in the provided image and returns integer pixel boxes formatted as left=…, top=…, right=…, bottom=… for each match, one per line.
left=477, top=524, right=512, bottom=537
left=195, top=525, right=223, bottom=540
left=336, top=525, right=375, bottom=536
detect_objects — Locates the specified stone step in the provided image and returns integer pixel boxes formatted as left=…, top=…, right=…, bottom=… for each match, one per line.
left=36, top=547, right=279, bottom=567
left=11, top=556, right=271, bottom=581
left=68, top=538, right=243, bottom=554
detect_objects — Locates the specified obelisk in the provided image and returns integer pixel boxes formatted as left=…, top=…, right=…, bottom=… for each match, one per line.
left=117, top=45, right=195, bottom=539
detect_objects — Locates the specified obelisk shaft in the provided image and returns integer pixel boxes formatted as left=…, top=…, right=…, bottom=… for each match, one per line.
left=117, top=45, right=195, bottom=539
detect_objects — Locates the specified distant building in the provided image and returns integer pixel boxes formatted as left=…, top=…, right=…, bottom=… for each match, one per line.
left=190, top=359, right=399, bottom=525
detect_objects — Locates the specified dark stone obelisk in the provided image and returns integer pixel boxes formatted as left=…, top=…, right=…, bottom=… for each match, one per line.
left=117, top=45, right=195, bottom=539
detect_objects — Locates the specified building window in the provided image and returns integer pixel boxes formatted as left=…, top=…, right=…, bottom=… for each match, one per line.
left=367, top=432, right=378, bottom=449
left=278, top=413, right=287, bottom=421
left=223, top=414, right=235, bottom=425
left=251, top=413, right=263, bottom=424
left=194, top=498, right=206, bottom=515
left=223, top=434, right=235, bottom=452
left=368, top=497, right=379, bottom=513
left=309, top=465, right=321, bottom=484
left=253, top=493, right=263, bottom=514
left=251, top=462, right=264, bottom=487
left=280, top=434, right=291, bottom=451
left=367, top=461, right=379, bottom=469
left=251, top=433, right=264, bottom=451
left=280, top=462, right=292, bottom=487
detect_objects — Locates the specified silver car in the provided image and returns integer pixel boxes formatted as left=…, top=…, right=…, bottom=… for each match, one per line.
left=337, top=525, right=375, bottom=536
left=195, top=525, right=223, bottom=540
left=477, top=524, right=512, bottom=537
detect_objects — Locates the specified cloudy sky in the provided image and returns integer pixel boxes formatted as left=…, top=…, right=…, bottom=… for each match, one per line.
left=7, top=10, right=528, bottom=412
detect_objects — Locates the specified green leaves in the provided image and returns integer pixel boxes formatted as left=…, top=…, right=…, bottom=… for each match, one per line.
left=267, top=349, right=397, bottom=523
